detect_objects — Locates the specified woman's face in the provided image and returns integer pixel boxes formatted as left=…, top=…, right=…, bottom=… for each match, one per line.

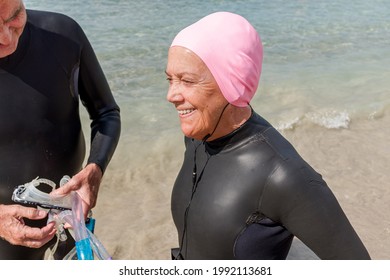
left=166, top=46, right=228, bottom=140
left=0, top=0, right=27, bottom=58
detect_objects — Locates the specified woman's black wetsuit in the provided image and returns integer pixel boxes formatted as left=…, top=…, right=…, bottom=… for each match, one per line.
left=0, top=10, right=120, bottom=259
left=171, top=111, right=370, bottom=260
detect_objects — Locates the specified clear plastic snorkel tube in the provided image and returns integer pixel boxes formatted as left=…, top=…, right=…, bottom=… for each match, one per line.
left=54, top=193, right=111, bottom=260
left=71, top=191, right=94, bottom=260
left=12, top=176, right=111, bottom=260
left=55, top=176, right=112, bottom=260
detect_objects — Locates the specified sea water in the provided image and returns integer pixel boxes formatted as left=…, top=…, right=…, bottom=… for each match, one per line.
left=25, top=0, right=390, bottom=131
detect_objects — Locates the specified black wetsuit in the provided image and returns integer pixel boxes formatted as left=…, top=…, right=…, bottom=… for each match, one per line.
left=0, top=10, right=120, bottom=259
left=171, top=111, right=370, bottom=260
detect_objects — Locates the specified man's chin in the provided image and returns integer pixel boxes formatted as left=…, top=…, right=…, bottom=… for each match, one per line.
left=0, top=44, right=16, bottom=58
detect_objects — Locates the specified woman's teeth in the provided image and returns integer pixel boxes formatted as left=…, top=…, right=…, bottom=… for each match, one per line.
left=178, top=109, right=195, bottom=115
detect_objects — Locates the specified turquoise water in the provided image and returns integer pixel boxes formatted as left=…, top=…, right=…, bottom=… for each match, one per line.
left=24, top=0, right=390, bottom=132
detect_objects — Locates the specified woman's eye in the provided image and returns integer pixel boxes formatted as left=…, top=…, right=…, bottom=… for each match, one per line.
left=182, top=79, right=194, bottom=85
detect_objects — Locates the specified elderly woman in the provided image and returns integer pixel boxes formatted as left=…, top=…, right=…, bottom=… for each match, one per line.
left=165, top=12, right=370, bottom=260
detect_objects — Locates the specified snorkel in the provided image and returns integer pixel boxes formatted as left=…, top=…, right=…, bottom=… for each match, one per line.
left=54, top=207, right=111, bottom=260
left=12, top=176, right=112, bottom=260
left=71, top=191, right=94, bottom=260
left=55, top=176, right=92, bottom=260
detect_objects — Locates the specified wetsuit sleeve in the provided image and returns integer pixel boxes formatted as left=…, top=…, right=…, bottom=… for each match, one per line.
left=77, top=27, right=121, bottom=173
left=260, top=161, right=370, bottom=259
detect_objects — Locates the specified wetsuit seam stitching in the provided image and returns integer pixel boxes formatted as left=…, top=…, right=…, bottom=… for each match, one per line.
left=257, top=164, right=281, bottom=221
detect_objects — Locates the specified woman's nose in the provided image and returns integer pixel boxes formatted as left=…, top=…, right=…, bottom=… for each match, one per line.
left=167, top=82, right=184, bottom=103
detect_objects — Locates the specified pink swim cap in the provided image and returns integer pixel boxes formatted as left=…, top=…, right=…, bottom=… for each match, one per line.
left=170, top=12, right=263, bottom=107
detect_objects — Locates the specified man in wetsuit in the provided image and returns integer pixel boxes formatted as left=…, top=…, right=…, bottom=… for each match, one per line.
left=166, top=12, right=370, bottom=259
left=0, top=0, right=121, bottom=259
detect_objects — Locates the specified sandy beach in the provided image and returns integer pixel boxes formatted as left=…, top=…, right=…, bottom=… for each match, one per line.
left=91, top=109, right=390, bottom=260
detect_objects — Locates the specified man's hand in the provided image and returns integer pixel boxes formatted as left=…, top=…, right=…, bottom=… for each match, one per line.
left=0, top=204, right=56, bottom=248
left=50, top=163, right=103, bottom=218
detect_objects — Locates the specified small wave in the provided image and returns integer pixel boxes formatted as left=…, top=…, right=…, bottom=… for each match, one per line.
left=275, top=109, right=351, bottom=131
left=305, top=110, right=350, bottom=129
left=274, top=117, right=301, bottom=131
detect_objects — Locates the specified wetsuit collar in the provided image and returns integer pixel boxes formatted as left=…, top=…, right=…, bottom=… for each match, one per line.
left=205, top=109, right=270, bottom=155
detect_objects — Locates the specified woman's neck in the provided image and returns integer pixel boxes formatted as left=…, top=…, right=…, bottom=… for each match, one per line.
left=206, top=105, right=252, bottom=142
